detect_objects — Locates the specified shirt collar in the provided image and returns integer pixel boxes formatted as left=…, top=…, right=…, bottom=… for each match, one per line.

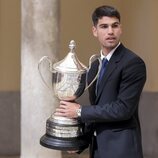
left=100, top=42, right=120, bottom=61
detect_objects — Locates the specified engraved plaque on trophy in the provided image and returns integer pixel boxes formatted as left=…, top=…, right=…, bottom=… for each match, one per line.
left=38, top=40, right=101, bottom=150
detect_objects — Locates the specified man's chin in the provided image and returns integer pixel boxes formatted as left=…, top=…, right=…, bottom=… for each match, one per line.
left=105, top=44, right=117, bottom=50
left=106, top=43, right=117, bottom=49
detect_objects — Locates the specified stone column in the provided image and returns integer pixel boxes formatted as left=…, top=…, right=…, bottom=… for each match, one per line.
left=21, top=0, right=61, bottom=158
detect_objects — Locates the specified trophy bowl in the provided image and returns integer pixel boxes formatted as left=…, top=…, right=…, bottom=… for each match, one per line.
left=38, top=40, right=101, bottom=151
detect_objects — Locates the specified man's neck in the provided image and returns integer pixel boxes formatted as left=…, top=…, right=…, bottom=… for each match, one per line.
left=100, top=42, right=121, bottom=61
left=101, top=42, right=121, bottom=56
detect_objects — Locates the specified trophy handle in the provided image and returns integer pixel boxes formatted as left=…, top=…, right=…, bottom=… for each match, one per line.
left=85, top=54, right=102, bottom=91
left=38, top=56, right=54, bottom=90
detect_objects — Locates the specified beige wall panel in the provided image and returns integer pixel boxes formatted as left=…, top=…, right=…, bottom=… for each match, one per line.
left=60, top=0, right=122, bottom=63
left=60, top=0, right=158, bottom=91
left=0, top=0, right=158, bottom=91
left=0, top=0, right=20, bottom=91
left=120, top=0, right=158, bottom=91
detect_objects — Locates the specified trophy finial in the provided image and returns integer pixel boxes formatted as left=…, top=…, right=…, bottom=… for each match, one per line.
left=69, top=40, right=76, bottom=51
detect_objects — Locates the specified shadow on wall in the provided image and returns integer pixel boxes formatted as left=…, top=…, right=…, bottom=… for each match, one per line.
left=78, top=91, right=158, bottom=158
left=0, top=91, right=20, bottom=156
left=139, top=92, right=158, bottom=158
left=0, top=91, right=158, bottom=158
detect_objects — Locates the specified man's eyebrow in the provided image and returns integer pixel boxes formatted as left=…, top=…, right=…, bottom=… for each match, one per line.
left=98, top=22, right=120, bottom=26
left=112, top=22, right=120, bottom=25
left=98, top=23, right=108, bottom=26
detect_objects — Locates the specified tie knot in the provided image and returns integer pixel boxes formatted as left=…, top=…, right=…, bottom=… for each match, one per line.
left=102, top=58, right=108, bottom=68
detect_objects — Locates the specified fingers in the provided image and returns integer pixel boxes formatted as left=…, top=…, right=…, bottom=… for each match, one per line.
left=60, top=100, right=67, bottom=105
left=54, top=102, right=67, bottom=116
left=67, top=150, right=78, bottom=154
left=54, top=108, right=66, bottom=117
left=54, top=101, right=80, bottom=118
left=57, top=104, right=67, bottom=110
left=54, top=111, right=65, bottom=117
left=55, top=108, right=66, bottom=113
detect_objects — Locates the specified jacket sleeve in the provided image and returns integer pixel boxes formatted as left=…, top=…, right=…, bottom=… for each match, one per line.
left=81, top=57, right=146, bottom=123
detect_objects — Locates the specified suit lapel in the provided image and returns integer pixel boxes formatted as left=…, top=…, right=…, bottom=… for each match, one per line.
left=95, top=44, right=125, bottom=103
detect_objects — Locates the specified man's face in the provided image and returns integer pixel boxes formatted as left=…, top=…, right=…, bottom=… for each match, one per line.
left=92, top=16, right=122, bottom=53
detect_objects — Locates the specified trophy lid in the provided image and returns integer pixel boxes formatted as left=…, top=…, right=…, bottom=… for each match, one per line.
left=53, top=40, right=87, bottom=72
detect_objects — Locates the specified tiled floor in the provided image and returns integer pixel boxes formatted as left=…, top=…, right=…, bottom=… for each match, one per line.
left=0, top=154, right=88, bottom=158
left=0, top=157, right=19, bottom=158
left=0, top=153, right=155, bottom=158
left=62, top=149, right=89, bottom=158
left=0, top=149, right=89, bottom=158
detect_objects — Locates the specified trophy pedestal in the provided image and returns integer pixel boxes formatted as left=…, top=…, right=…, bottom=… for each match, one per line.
left=40, top=117, right=89, bottom=151
left=40, top=134, right=89, bottom=151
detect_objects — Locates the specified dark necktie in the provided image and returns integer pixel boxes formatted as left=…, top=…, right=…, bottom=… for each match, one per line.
left=96, top=58, right=108, bottom=92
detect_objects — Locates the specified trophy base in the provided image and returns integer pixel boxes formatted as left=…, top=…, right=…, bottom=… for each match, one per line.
left=40, top=134, right=89, bottom=151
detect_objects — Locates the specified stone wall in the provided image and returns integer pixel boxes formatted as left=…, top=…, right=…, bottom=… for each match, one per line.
left=140, top=92, right=158, bottom=158
left=0, top=91, right=157, bottom=158
left=0, top=92, right=20, bottom=155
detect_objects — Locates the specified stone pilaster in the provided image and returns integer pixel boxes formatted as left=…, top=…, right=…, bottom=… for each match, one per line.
left=21, top=0, right=61, bottom=157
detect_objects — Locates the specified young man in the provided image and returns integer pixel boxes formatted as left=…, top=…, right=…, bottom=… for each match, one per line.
left=55, top=5, right=146, bottom=158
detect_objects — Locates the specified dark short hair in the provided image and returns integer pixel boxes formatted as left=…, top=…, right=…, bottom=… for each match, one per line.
left=92, top=5, right=121, bottom=26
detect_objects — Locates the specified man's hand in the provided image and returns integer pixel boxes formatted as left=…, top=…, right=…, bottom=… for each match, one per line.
left=67, top=150, right=79, bottom=154
left=54, top=101, right=81, bottom=119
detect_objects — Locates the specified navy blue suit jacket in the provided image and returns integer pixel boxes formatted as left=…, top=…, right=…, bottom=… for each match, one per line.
left=81, top=44, right=146, bottom=158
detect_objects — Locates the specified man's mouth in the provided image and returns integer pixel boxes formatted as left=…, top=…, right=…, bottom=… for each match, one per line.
left=106, top=37, right=116, bottom=40
left=106, top=37, right=116, bottom=42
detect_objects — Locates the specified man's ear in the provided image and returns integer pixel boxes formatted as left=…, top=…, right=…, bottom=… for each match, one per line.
left=92, top=26, right=97, bottom=37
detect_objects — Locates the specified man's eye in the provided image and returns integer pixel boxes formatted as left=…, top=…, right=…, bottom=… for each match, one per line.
left=112, top=23, right=120, bottom=28
left=100, top=25, right=108, bottom=28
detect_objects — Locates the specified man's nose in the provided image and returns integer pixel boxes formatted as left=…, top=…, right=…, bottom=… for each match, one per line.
left=107, top=26, right=113, bottom=34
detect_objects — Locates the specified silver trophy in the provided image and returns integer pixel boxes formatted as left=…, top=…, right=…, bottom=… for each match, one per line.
left=38, top=40, right=101, bottom=151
